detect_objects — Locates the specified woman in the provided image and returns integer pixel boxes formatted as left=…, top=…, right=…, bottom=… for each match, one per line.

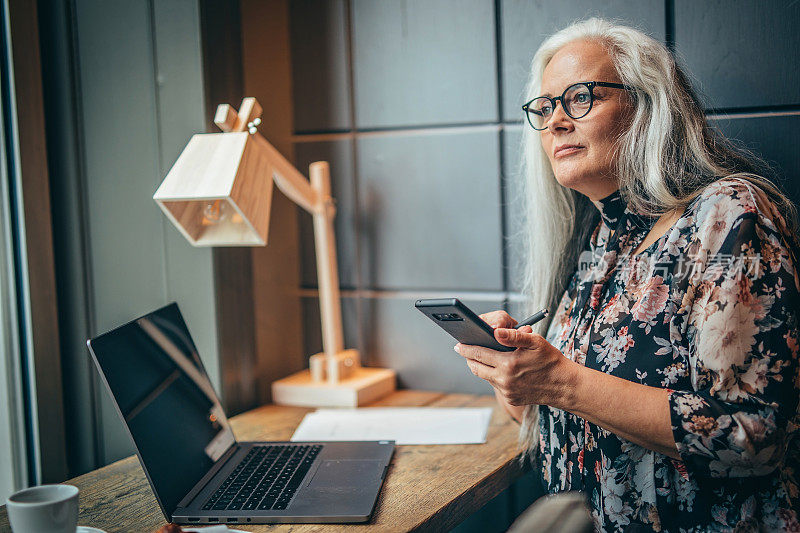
left=455, top=19, right=800, bottom=532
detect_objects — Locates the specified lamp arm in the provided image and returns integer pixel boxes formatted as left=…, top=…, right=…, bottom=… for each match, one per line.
left=309, top=162, right=346, bottom=365
left=252, top=133, right=319, bottom=214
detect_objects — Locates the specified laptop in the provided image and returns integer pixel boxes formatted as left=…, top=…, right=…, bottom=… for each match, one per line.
left=87, top=302, right=394, bottom=525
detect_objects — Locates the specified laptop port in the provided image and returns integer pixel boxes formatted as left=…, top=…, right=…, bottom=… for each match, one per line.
left=187, top=518, right=199, bottom=522
left=208, top=518, right=219, bottom=522
left=227, top=518, right=238, bottom=523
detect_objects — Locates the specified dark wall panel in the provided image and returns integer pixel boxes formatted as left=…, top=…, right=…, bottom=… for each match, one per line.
left=361, top=295, right=498, bottom=394
left=351, top=0, right=498, bottom=129
left=502, top=126, right=525, bottom=293
left=58, top=0, right=218, bottom=470
left=674, top=0, right=800, bottom=109
left=500, top=0, right=665, bottom=122
left=712, top=114, right=800, bottom=208
left=301, top=296, right=362, bottom=360
left=357, top=129, right=504, bottom=291
left=289, top=0, right=352, bottom=132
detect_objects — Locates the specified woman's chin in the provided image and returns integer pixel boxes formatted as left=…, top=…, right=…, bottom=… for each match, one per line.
left=554, top=171, right=590, bottom=192
left=554, top=171, right=616, bottom=199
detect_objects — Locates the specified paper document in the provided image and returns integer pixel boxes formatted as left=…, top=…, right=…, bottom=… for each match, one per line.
left=291, top=407, right=493, bottom=445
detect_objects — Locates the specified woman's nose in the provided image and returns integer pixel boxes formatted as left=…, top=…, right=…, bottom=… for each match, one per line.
left=547, top=102, right=573, bottom=132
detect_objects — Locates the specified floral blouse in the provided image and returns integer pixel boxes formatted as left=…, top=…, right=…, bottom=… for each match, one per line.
left=539, top=178, right=800, bottom=532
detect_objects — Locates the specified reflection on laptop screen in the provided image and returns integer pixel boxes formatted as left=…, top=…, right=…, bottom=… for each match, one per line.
left=89, top=303, right=235, bottom=516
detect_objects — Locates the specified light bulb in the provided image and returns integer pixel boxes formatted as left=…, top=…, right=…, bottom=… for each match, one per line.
left=202, top=200, right=227, bottom=225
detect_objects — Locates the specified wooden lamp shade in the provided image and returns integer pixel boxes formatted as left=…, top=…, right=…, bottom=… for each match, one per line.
left=154, top=132, right=274, bottom=246
left=153, top=97, right=396, bottom=407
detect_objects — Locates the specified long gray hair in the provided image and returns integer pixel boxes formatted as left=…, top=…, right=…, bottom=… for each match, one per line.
left=515, top=18, right=796, bottom=458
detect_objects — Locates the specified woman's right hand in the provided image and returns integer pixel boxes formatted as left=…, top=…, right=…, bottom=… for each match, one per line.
left=479, top=310, right=518, bottom=330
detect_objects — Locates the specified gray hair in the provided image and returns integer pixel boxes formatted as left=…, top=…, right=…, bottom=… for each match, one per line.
left=514, top=18, right=796, bottom=458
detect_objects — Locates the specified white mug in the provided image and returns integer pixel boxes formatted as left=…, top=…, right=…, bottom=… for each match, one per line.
left=6, top=484, right=79, bottom=533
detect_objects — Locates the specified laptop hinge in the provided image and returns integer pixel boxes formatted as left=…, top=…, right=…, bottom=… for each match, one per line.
left=176, top=443, right=240, bottom=511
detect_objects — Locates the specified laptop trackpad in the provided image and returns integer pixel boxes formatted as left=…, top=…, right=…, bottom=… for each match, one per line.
left=308, top=460, right=384, bottom=488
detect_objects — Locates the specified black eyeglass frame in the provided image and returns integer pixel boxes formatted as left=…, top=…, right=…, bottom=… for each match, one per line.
left=521, top=81, right=633, bottom=131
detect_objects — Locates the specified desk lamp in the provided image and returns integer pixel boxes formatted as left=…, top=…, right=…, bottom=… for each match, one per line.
left=153, top=97, right=396, bottom=407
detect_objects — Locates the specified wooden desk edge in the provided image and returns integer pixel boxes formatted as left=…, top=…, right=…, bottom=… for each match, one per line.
left=0, top=391, right=533, bottom=532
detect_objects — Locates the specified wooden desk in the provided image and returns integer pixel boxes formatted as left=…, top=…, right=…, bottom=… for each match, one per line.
left=0, top=391, right=529, bottom=533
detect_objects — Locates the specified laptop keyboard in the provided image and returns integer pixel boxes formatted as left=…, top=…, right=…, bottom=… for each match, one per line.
left=202, top=444, right=322, bottom=512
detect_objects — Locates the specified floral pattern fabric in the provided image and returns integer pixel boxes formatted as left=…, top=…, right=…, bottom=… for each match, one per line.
left=539, top=179, right=800, bottom=531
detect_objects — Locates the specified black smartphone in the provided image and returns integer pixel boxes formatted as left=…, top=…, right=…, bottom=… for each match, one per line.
left=414, top=298, right=514, bottom=352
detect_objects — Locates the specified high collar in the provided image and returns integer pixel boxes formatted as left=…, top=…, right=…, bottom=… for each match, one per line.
left=593, top=189, right=626, bottom=227
left=593, top=188, right=657, bottom=232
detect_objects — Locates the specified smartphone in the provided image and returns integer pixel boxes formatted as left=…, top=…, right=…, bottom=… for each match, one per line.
left=414, top=298, right=514, bottom=352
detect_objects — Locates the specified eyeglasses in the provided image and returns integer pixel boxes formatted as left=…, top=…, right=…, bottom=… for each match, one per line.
left=521, top=81, right=633, bottom=130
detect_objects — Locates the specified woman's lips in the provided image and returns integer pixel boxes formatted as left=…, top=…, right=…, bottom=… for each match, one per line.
left=554, top=145, right=584, bottom=158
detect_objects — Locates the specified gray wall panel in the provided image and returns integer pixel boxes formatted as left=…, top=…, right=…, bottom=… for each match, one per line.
left=502, top=126, right=525, bottom=293
left=674, top=0, right=800, bottom=109
left=712, top=115, right=800, bottom=208
left=357, top=129, right=504, bottom=291
left=290, top=0, right=352, bottom=132
left=295, top=140, right=359, bottom=289
left=75, top=0, right=166, bottom=465
left=71, top=0, right=219, bottom=467
left=500, top=0, right=665, bottom=122
left=153, top=0, right=220, bottom=391
left=75, top=0, right=166, bottom=332
left=351, top=0, right=497, bottom=129
left=361, top=295, right=498, bottom=393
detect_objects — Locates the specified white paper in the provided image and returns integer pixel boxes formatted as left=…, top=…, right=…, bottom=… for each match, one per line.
left=290, top=407, right=493, bottom=445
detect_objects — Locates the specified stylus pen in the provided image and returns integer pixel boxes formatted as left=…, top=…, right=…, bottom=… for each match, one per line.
left=516, top=308, right=549, bottom=329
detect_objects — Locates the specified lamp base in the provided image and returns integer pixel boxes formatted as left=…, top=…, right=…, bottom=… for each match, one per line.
left=271, top=367, right=396, bottom=407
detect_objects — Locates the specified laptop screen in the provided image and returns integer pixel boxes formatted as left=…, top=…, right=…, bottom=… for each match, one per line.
left=88, top=303, right=236, bottom=517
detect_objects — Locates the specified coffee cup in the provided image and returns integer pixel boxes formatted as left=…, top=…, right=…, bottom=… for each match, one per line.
left=6, top=484, right=79, bottom=533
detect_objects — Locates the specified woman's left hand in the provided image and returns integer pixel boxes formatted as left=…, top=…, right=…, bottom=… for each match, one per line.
left=454, top=326, right=576, bottom=408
